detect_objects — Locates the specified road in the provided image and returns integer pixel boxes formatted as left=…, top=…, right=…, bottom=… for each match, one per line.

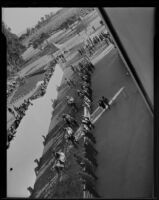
left=91, top=48, right=153, bottom=198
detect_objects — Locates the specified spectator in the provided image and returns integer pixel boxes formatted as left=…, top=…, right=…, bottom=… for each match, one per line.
left=8, top=133, right=15, bottom=142
left=83, top=90, right=92, bottom=100
left=98, top=99, right=106, bottom=109
left=102, top=96, right=111, bottom=110
left=9, top=167, right=13, bottom=171
left=85, top=182, right=100, bottom=198
left=70, top=65, right=75, bottom=73
left=84, top=140, right=98, bottom=156
left=28, top=98, right=33, bottom=106
left=84, top=151, right=98, bottom=167
left=64, top=126, right=74, bottom=137
left=81, top=85, right=92, bottom=93
left=82, top=117, right=95, bottom=129
left=65, top=133, right=79, bottom=148
left=54, top=150, right=66, bottom=164
left=53, top=150, right=66, bottom=174
left=83, top=128, right=96, bottom=144
left=81, top=162, right=98, bottom=180
left=84, top=95, right=92, bottom=103
left=62, top=114, right=78, bottom=127
left=83, top=101, right=91, bottom=109
left=65, top=78, right=75, bottom=88
left=69, top=79, right=76, bottom=87
left=77, top=89, right=84, bottom=98
left=66, top=96, right=78, bottom=112
left=8, top=107, right=16, bottom=118
left=92, top=26, right=96, bottom=32
left=78, top=49, right=82, bottom=56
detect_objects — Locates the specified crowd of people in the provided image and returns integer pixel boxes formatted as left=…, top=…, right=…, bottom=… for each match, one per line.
left=7, top=76, right=27, bottom=99
left=8, top=21, right=114, bottom=197
left=30, top=63, right=55, bottom=100
left=75, top=58, right=100, bottom=197
left=26, top=52, right=112, bottom=198
left=7, top=98, right=33, bottom=148
left=50, top=57, right=111, bottom=197
left=38, top=58, right=102, bottom=197
left=7, top=62, right=56, bottom=149
left=8, top=55, right=112, bottom=198
left=55, top=53, right=67, bottom=64
left=98, top=96, right=111, bottom=110
left=78, top=31, right=114, bottom=57
left=7, top=79, right=19, bottom=98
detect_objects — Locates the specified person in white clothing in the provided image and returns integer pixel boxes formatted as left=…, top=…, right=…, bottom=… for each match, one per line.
left=53, top=150, right=66, bottom=174
left=64, top=127, right=73, bottom=136
left=53, top=150, right=66, bottom=164
left=66, top=96, right=74, bottom=104
left=66, top=96, right=78, bottom=112
left=64, top=127, right=79, bottom=147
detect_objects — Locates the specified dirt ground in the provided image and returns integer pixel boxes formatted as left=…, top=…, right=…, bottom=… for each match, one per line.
left=91, top=48, right=153, bottom=198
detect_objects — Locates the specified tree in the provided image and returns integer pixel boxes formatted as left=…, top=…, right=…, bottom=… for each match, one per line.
left=75, top=21, right=87, bottom=35
left=32, top=32, right=49, bottom=49
left=2, top=21, right=26, bottom=78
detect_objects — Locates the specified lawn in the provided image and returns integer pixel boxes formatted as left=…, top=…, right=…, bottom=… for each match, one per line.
left=10, top=72, right=45, bottom=104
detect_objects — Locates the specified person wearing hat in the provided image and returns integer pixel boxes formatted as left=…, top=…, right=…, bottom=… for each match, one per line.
left=66, top=96, right=78, bottom=112
left=53, top=150, right=66, bottom=174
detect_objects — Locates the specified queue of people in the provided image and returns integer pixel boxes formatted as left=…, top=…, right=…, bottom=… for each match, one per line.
left=48, top=58, right=101, bottom=197
left=78, top=31, right=114, bottom=58
left=77, top=59, right=94, bottom=108
left=7, top=97, right=34, bottom=148
left=7, top=61, right=56, bottom=149
left=30, top=63, right=56, bottom=100
left=7, top=76, right=27, bottom=99
left=55, top=53, right=67, bottom=64
left=27, top=54, right=110, bottom=196
left=76, top=58, right=100, bottom=197
left=7, top=79, right=19, bottom=98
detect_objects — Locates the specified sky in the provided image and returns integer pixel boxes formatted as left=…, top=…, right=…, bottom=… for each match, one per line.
left=7, top=64, right=63, bottom=197
left=2, top=7, right=62, bottom=35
